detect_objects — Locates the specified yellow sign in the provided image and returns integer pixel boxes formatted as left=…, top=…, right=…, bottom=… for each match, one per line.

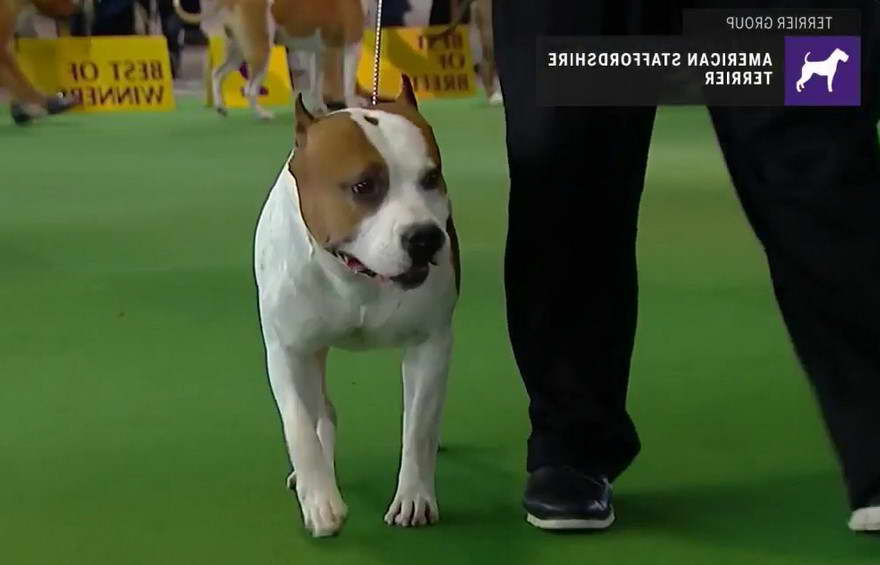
left=16, top=37, right=175, bottom=113
left=357, top=25, right=477, bottom=100
left=208, top=37, right=292, bottom=108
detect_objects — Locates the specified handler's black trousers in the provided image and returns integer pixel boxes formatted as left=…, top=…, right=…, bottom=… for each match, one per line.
left=495, top=0, right=880, bottom=510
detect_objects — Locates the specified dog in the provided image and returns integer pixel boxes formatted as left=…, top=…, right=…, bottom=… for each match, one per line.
left=173, top=0, right=366, bottom=119
left=1, top=0, right=80, bottom=124
left=254, top=77, right=459, bottom=537
left=796, top=48, right=849, bottom=93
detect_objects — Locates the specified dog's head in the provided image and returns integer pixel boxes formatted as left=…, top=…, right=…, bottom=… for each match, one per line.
left=833, top=48, right=850, bottom=63
left=290, top=77, right=449, bottom=290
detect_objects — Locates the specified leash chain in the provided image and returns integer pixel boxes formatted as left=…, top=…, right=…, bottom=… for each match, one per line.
left=371, top=0, right=384, bottom=105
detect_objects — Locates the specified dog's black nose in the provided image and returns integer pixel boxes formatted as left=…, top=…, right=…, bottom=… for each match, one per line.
left=402, top=223, right=445, bottom=264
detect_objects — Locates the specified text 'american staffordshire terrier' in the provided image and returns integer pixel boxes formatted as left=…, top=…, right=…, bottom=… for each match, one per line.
left=254, top=78, right=459, bottom=537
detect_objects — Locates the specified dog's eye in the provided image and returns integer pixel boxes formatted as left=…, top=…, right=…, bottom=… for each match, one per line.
left=421, top=169, right=442, bottom=191
left=351, top=179, right=376, bottom=195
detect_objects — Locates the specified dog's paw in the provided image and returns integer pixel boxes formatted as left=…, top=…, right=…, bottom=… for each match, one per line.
left=384, top=486, right=439, bottom=527
left=216, top=106, right=228, bottom=117
left=256, top=108, right=275, bottom=121
left=296, top=481, right=347, bottom=537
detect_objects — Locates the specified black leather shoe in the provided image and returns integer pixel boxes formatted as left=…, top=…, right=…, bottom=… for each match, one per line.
left=523, top=466, right=615, bottom=530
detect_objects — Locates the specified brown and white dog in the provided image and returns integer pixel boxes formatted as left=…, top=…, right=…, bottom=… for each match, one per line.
left=254, top=78, right=459, bottom=537
left=1, top=0, right=79, bottom=123
left=173, top=0, right=366, bottom=119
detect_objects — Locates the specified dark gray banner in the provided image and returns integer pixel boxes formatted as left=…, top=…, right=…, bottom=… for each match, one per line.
left=537, top=9, right=862, bottom=107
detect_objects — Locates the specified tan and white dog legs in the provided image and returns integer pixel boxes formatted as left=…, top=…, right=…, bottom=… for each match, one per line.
left=266, top=343, right=348, bottom=537
left=342, top=40, right=362, bottom=108
left=272, top=329, right=452, bottom=535
left=284, top=32, right=330, bottom=114
left=211, top=38, right=243, bottom=116
left=385, top=329, right=452, bottom=527
left=211, top=35, right=275, bottom=119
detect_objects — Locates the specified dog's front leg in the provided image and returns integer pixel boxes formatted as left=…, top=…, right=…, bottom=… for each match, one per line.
left=266, top=344, right=347, bottom=537
left=385, top=329, right=452, bottom=527
left=827, top=73, right=834, bottom=93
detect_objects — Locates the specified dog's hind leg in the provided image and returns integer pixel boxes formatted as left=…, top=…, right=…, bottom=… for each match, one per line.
left=288, top=50, right=312, bottom=105
left=342, top=40, right=363, bottom=108
left=244, top=56, right=273, bottom=120
left=267, top=344, right=347, bottom=537
left=796, top=71, right=811, bottom=93
left=308, top=49, right=329, bottom=115
left=235, top=1, right=275, bottom=119
left=385, top=328, right=452, bottom=527
left=212, top=34, right=244, bottom=116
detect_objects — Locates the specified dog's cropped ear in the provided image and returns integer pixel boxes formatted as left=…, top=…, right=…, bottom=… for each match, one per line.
left=295, top=94, right=316, bottom=149
left=397, top=75, right=418, bottom=108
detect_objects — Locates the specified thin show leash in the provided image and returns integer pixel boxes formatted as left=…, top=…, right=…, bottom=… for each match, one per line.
left=371, top=0, right=384, bottom=106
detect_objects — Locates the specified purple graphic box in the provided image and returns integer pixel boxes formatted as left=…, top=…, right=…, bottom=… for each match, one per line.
left=784, top=36, right=861, bottom=106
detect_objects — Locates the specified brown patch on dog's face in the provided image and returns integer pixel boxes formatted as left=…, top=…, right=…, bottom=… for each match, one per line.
left=290, top=112, right=388, bottom=248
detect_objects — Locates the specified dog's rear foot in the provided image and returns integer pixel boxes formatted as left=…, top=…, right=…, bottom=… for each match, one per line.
left=256, top=108, right=275, bottom=120
left=216, top=106, right=228, bottom=117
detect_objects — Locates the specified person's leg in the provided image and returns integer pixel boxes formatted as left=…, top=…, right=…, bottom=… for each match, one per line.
left=707, top=0, right=880, bottom=529
left=711, top=103, right=880, bottom=520
left=495, top=0, right=659, bottom=483
left=157, top=0, right=184, bottom=78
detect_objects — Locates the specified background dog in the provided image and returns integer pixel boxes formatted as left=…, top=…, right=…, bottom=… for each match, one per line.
left=173, top=0, right=366, bottom=118
left=1, top=0, right=80, bottom=123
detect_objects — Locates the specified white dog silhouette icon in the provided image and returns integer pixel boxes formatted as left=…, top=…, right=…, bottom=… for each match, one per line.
left=796, top=48, right=850, bottom=93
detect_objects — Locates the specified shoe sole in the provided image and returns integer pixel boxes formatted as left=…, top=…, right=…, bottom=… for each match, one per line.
left=849, top=507, right=880, bottom=532
left=526, top=511, right=615, bottom=530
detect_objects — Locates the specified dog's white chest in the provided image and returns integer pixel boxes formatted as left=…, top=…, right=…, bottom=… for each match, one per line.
left=331, top=302, right=432, bottom=350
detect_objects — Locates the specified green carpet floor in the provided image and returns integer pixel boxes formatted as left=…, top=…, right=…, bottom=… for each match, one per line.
left=1, top=98, right=877, bottom=564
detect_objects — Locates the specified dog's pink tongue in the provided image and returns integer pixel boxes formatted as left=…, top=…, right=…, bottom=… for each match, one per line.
left=347, top=257, right=363, bottom=270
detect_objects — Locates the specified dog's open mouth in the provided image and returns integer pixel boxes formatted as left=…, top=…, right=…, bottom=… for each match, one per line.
left=331, top=250, right=381, bottom=279
left=330, top=250, right=433, bottom=289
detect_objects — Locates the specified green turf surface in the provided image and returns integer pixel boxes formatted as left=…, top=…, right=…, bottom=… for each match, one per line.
left=1, top=98, right=877, bottom=564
